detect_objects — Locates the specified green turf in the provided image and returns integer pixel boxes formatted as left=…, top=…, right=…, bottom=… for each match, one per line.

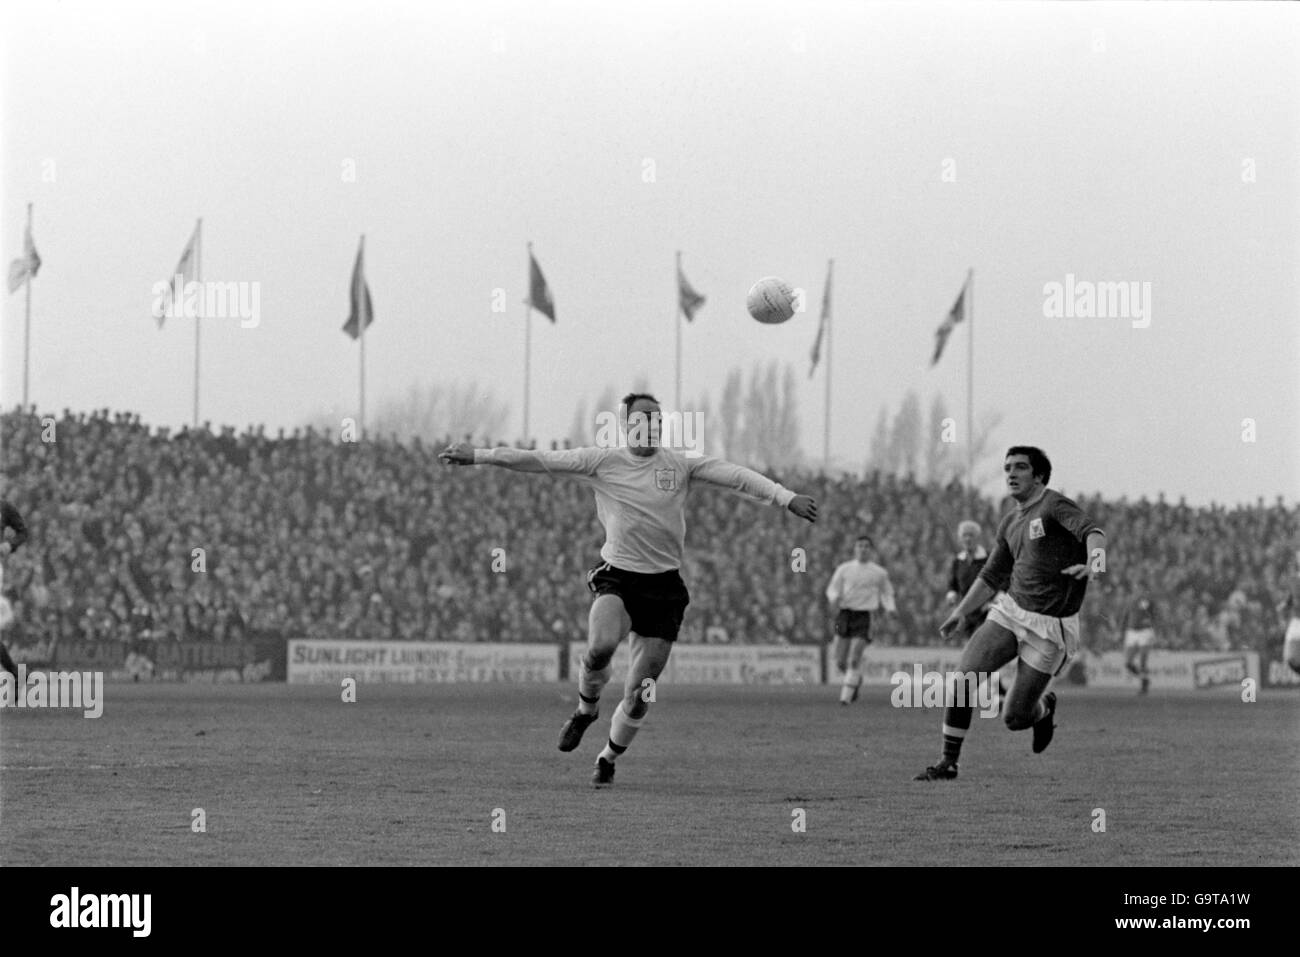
left=1, top=683, right=1295, bottom=865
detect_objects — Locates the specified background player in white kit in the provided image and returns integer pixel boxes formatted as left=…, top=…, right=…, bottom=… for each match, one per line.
left=439, top=393, right=817, bottom=787
left=1278, top=580, right=1300, bottom=676
left=825, top=535, right=896, bottom=704
left=1119, top=586, right=1159, bottom=694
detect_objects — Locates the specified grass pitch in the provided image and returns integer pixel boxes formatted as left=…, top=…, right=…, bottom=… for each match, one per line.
left=1, top=682, right=1295, bottom=866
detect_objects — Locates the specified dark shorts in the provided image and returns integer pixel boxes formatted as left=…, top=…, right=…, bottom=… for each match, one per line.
left=586, top=561, right=691, bottom=642
left=835, top=609, right=872, bottom=641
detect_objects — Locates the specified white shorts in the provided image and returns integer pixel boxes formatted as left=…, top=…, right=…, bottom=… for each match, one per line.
left=986, top=593, right=1078, bottom=676
left=1124, top=628, right=1155, bottom=650
left=1284, top=621, right=1300, bottom=671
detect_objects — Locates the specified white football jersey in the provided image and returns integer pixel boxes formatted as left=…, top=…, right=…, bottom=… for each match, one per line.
left=477, top=445, right=795, bottom=573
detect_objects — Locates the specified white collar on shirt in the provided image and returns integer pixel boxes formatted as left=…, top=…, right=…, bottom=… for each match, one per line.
left=957, top=546, right=988, bottom=561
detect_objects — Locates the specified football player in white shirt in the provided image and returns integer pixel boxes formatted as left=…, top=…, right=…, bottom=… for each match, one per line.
left=440, top=393, right=817, bottom=786
left=825, top=535, right=896, bottom=704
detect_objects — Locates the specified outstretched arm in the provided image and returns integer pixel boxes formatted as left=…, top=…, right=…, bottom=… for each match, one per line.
left=438, top=442, right=600, bottom=476
left=688, top=456, right=817, bottom=523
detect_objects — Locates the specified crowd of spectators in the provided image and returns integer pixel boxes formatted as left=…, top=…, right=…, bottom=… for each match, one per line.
left=1, top=407, right=1296, bottom=656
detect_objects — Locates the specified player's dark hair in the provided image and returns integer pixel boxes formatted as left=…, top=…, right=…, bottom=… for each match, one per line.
left=1005, top=445, right=1052, bottom=486
left=855, top=534, right=873, bottom=547
left=620, top=392, right=660, bottom=426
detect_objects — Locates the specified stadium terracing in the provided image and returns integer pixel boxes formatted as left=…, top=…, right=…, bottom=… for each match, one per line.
left=1, top=408, right=1295, bottom=656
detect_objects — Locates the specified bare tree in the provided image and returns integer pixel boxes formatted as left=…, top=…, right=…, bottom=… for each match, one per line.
left=567, top=398, right=589, bottom=448
left=868, top=406, right=891, bottom=475
left=718, top=368, right=743, bottom=461
left=368, top=381, right=510, bottom=446
left=925, top=393, right=956, bottom=485
left=888, top=390, right=923, bottom=479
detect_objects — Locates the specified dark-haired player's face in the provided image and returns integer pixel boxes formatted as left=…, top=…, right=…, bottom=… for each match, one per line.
left=853, top=540, right=871, bottom=561
left=1004, top=455, right=1042, bottom=501
left=626, top=400, right=661, bottom=457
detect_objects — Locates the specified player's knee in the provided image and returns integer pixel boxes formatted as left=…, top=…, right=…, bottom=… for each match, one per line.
left=583, top=648, right=614, bottom=673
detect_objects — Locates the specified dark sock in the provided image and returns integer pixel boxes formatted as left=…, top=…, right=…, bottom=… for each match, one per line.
left=941, top=705, right=973, bottom=763
left=0, top=643, right=16, bottom=679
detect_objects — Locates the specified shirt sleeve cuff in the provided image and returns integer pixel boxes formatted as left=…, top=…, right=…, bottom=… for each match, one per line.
left=774, top=486, right=796, bottom=508
left=473, top=448, right=490, bottom=465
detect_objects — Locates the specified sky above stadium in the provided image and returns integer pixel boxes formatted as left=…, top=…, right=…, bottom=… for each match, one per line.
left=2, top=0, right=1297, bottom=507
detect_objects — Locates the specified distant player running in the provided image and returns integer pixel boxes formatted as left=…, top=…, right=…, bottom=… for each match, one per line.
left=944, top=519, right=1009, bottom=705
left=1120, top=588, right=1158, bottom=694
left=0, top=498, right=30, bottom=679
left=825, top=535, right=895, bottom=705
left=915, top=447, right=1107, bottom=781
left=1279, top=584, right=1300, bottom=677
left=439, top=393, right=817, bottom=787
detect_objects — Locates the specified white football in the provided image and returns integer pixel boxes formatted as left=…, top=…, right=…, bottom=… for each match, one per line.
left=746, top=276, right=796, bottom=324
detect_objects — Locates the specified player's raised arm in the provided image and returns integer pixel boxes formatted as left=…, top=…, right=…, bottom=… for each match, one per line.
left=438, top=442, right=600, bottom=476
left=687, top=456, right=817, bottom=523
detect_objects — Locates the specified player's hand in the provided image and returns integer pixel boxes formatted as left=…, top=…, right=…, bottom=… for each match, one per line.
left=438, top=442, right=475, bottom=466
left=787, top=495, right=817, bottom=523
left=1062, top=561, right=1104, bottom=581
left=938, top=611, right=961, bottom=640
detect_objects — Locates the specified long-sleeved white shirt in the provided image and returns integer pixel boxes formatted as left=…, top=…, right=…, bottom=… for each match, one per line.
left=473, top=445, right=796, bottom=573
left=825, top=560, right=896, bottom=612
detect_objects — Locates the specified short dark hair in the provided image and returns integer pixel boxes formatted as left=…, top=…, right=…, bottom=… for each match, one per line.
left=855, top=534, right=873, bottom=547
left=621, top=392, right=659, bottom=412
left=1005, top=446, right=1052, bottom=486
left=620, top=392, right=660, bottom=426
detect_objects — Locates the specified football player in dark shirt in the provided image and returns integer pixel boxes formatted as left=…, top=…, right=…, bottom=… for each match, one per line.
left=0, top=498, right=30, bottom=679
left=944, top=519, right=1010, bottom=707
left=915, top=448, right=1107, bottom=781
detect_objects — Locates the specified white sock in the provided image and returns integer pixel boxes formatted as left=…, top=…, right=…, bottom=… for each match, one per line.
left=598, top=701, right=644, bottom=762
left=839, top=669, right=860, bottom=703
left=577, top=656, right=610, bottom=714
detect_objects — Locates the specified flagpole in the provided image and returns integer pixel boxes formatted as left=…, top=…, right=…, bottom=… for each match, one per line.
left=966, top=267, right=974, bottom=502
left=194, top=217, right=202, bottom=428
left=524, top=242, right=532, bottom=444
left=823, top=258, right=833, bottom=470
left=675, top=251, right=682, bottom=412
left=22, top=203, right=32, bottom=408
left=359, top=234, right=366, bottom=440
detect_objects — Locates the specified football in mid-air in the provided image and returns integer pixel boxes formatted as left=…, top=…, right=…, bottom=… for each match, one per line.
left=746, top=276, right=796, bottom=324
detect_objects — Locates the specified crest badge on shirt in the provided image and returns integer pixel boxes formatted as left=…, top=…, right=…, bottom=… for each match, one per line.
left=1028, top=517, right=1045, bottom=539
left=654, top=468, right=678, bottom=492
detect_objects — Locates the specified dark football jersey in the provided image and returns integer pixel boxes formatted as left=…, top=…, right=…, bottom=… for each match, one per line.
left=979, top=488, right=1103, bottom=618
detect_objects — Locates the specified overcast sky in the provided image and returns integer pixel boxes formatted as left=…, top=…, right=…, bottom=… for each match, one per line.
left=3, top=0, right=1297, bottom=506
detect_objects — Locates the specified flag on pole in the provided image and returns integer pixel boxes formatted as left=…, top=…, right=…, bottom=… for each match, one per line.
left=931, top=276, right=968, bottom=366
left=527, top=247, right=556, bottom=322
left=7, top=217, right=41, bottom=293
left=809, top=263, right=832, bottom=377
left=677, top=263, right=706, bottom=321
left=155, top=221, right=199, bottom=327
left=342, top=236, right=374, bottom=339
